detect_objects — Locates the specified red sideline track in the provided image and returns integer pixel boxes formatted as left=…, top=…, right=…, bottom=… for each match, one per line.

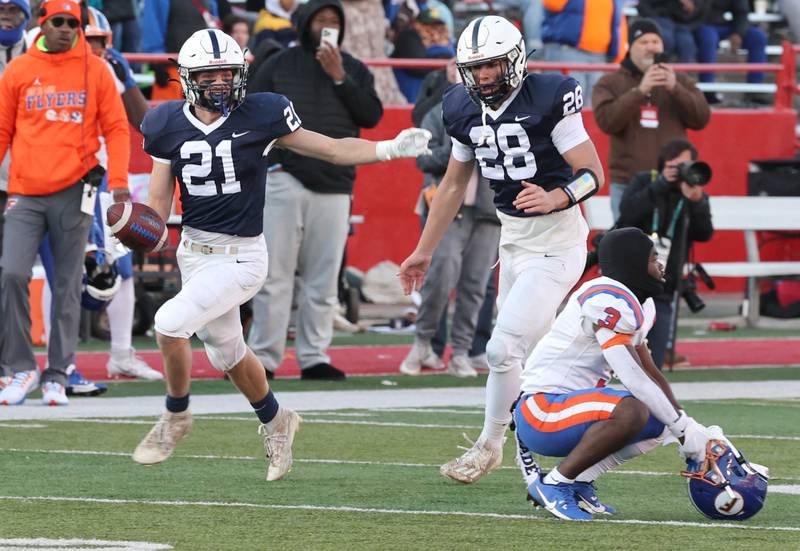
left=35, top=338, right=800, bottom=380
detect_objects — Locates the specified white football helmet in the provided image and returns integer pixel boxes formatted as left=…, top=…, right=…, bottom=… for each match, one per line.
left=178, top=29, right=248, bottom=115
left=456, top=16, right=526, bottom=106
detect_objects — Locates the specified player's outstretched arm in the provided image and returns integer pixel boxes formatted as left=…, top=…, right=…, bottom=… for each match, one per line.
left=398, top=155, right=473, bottom=294
left=147, top=160, right=176, bottom=223
left=275, top=127, right=431, bottom=166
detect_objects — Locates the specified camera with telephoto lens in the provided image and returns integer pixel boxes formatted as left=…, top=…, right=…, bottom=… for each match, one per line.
left=677, top=161, right=712, bottom=186
left=681, top=263, right=716, bottom=313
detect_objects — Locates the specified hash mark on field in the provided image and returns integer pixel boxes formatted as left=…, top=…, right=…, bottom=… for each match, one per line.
left=3, top=448, right=800, bottom=482
left=1, top=495, right=798, bottom=532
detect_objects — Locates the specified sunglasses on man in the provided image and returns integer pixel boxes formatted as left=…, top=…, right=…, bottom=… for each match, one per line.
left=49, top=16, right=80, bottom=29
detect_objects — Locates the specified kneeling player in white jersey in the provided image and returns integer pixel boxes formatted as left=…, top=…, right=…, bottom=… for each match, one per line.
left=513, top=228, right=722, bottom=520
left=129, top=29, right=430, bottom=481
left=400, top=15, right=604, bottom=483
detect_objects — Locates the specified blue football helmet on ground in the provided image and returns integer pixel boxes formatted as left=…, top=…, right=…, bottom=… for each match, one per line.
left=82, top=250, right=121, bottom=311
left=682, top=439, right=769, bottom=521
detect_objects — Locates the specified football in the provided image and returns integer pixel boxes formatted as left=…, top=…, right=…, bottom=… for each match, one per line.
left=106, top=202, right=169, bottom=253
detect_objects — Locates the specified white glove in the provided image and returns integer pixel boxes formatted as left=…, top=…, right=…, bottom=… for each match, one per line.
left=376, top=128, right=432, bottom=160
left=677, top=417, right=724, bottom=462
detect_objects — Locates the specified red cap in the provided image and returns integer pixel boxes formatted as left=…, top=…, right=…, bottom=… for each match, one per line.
left=38, top=0, right=83, bottom=26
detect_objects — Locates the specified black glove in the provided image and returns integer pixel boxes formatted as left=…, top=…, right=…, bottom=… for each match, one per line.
left=153, top=64, right=171, bottom=87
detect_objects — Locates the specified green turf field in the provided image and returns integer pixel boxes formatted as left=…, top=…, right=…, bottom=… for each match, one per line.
left=1, top=371, right=799, bottom=550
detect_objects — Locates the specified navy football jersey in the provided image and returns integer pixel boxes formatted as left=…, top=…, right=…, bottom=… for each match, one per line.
left=141, top=93, right=301, bottom=236
left=443, top=74, right=585, bottom=217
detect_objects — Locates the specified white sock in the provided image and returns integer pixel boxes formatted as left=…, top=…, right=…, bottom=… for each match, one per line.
left=107, top=277, right=135, bottom=352
left=544, top=467, right=574, bottom=485
left=479, top=366, right=521, bottom=448
left=575, top=438, right=662, bottom=483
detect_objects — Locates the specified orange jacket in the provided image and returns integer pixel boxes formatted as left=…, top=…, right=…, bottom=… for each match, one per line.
left=0, top=33, right=130, bottom=196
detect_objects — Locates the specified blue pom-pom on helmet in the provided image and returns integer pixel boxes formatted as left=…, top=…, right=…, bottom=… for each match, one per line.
left=682, top=439, right=769, bottom=521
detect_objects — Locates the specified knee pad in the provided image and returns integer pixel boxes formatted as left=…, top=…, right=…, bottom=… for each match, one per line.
left=486, top=328, right=525, bottom=373
left=154, top=298, right=194, bottom=339
left=204, top=334, right=247, bottom=373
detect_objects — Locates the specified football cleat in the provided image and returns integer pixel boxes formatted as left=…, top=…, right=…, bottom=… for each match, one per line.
left=0, top=369, right=40, bottom=405
left=529, top=475, right=592, bottom=521
left=132, top=410, right=193, bottom=465
left=440, top=433, right=502, bottom=484
left=257, top=407, right=302, bottom=481
left=573, top=481, right=617, bottom=515
left=107, top=349, right=164, bottom=381
left=41, top=381, right=69, bottom=406
left=446, top=355, right=478, bottom=378
left=399, top=341, right=444, bottom=376
left=66, top=365, right=108, bottom=396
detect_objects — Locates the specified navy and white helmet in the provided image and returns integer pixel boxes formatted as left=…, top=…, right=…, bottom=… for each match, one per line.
left=178, top=29, right=248, bottom=115
left=82, top=249, right=121, bottom=311
left=682, top=439, right=769, bottom=521
left=456, top=15, right=526, bottom=106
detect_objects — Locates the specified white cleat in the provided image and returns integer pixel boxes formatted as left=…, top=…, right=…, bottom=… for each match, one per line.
left=132, top=410, right=193, bottom=465
left=399, top=341, right=444, bottom=375
left=258, top=407, right=302, bottom=481
left=41, top=381, right=69, bottom=406
left=108, top=348, right=164, bottom=381
left=446, top=355, right=478, bottom=378
left=440, top=433, right=503, bottom=484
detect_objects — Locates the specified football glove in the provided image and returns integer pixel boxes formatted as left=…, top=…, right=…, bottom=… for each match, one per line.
left=376, top=128, right=432, bottom=160
left=105, top=48, right=137, bottom=91
left=677, top=417, right=725, bottom=462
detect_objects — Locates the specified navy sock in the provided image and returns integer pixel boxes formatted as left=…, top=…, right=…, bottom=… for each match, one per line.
left=166, top=393, right=190, bottom=413
left=251, top=389, right=279, bottom=424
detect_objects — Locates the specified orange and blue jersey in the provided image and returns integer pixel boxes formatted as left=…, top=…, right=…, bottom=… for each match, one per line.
left=542, top=0, right=628, bottom=61
left=514, top=388, right=666, bottom=457
left=577, top=282, right=644, bottom=330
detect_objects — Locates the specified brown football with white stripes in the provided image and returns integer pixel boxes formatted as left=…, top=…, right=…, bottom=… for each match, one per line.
left=106, top=202, right=168, bottom=253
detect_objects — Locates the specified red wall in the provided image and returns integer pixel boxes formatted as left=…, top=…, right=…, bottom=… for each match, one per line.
left=130, top=107, right=798, bottom=291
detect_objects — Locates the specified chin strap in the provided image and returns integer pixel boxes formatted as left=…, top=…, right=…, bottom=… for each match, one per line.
left=562, top=168, right=600, bottom=207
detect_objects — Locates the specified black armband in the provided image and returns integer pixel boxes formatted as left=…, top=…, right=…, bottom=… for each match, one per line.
left=562, top=168, right=600, bottom=206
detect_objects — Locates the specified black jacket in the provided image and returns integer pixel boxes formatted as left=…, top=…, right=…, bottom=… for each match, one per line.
left=617, top=170, right=714, bottom=294
left=705, top=0, right=750, bottom=38
left=247, top=0, right=383, bottom=194
left=637, top=0, right=711, bottom=28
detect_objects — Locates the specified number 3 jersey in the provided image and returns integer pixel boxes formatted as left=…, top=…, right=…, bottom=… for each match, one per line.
left=443, top=74, right=591, bottom=252
left=520, top=276, right=656, bottom=395
left=141, top=93, right=300, bottom=237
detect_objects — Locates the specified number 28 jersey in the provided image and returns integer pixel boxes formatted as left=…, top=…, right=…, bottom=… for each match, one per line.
left=443, top=74, right=588, bottom=218
left=141, top=93, right=301, bottom=237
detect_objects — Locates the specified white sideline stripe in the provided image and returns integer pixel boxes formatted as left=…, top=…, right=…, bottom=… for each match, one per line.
left=0, top=538, right=171, bottom=550
left=1, top=495, right=798, bottom=532
left=3, top=448, right=799, bottom=482
left=772, top=485, right=800, bottom=495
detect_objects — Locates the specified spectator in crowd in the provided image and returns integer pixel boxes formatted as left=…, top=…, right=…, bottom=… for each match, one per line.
left=142, top=0, right=224, bottom=100
left=342, top=0, right=407, bottom=105
left=694, top=0, right=767, bottom=103
left=491, top=0, right=545, bottom=53
left=412, top=56, right=456, bottom=126
left=0, top=0, right=30, bottom=390
left=542, top=0, right=628, bottom=105
left=391, top=5, right=454, bottom=102
left=593, top=18, right=710, bottom=221
left=247, top=0, right=383, bottom=380
left=223, top=13, right=251, bottom=50
left=617, top=139, right=714, bottom=368
left=0, top=0, right=130, bottom=406
left=399, top=99, right=500, bottom=378
left=251, top=0, right=298, bottom=47
left=101, top=0, right=140, bottom=54
left=637, top=0, right=711, bottom=62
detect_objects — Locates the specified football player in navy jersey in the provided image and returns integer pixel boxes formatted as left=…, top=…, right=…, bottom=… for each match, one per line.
left=130, top=29, right=431, bottom=481
left=399, top=15, right=605, bottom=484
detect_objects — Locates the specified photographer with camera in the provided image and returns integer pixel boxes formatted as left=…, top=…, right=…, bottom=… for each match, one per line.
left=617, top=139, right=714, bottom=369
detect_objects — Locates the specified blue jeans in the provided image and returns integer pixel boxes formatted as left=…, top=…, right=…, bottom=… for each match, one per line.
left=652, top=17, right=697, bottom=62
left=694, top=25, right=766, bottom=83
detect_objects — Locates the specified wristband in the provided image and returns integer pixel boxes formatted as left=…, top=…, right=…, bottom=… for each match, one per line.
left=562, top=168, right=600, bottom=206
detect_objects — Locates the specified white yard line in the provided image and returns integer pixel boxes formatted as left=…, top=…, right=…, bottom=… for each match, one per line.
left=0, top=495, right=797, bottom=532
left=3, top=381, right=800, bottom=421
left=0, top=538, right=171, bottom=550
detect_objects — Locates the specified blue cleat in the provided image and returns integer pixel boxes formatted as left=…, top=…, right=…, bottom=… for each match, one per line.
left=66, top=365, right=108, bottom=397
left=529, top=475, right=593, bottom=521
left=573, top=481, right=617, bottom=515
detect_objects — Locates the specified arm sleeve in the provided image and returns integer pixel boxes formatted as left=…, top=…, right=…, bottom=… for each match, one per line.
left=450, top=137, right=474, bottom=162
left=598, top=329, right=682, bottom=427
left=96, top=61, right=131, bottom=190
left=550, top=113, right=590, bottom=155
left=333, top=59, right=383, bottom=129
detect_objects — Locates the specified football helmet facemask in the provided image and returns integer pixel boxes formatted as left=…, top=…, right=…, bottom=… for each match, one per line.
left=82, top=251, right=121, bottom=311
left=178, top=29, right=248, bottom=116
left=681, top=439, right=769, bottom=521
left=456, top=15, right=526, bottom=106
